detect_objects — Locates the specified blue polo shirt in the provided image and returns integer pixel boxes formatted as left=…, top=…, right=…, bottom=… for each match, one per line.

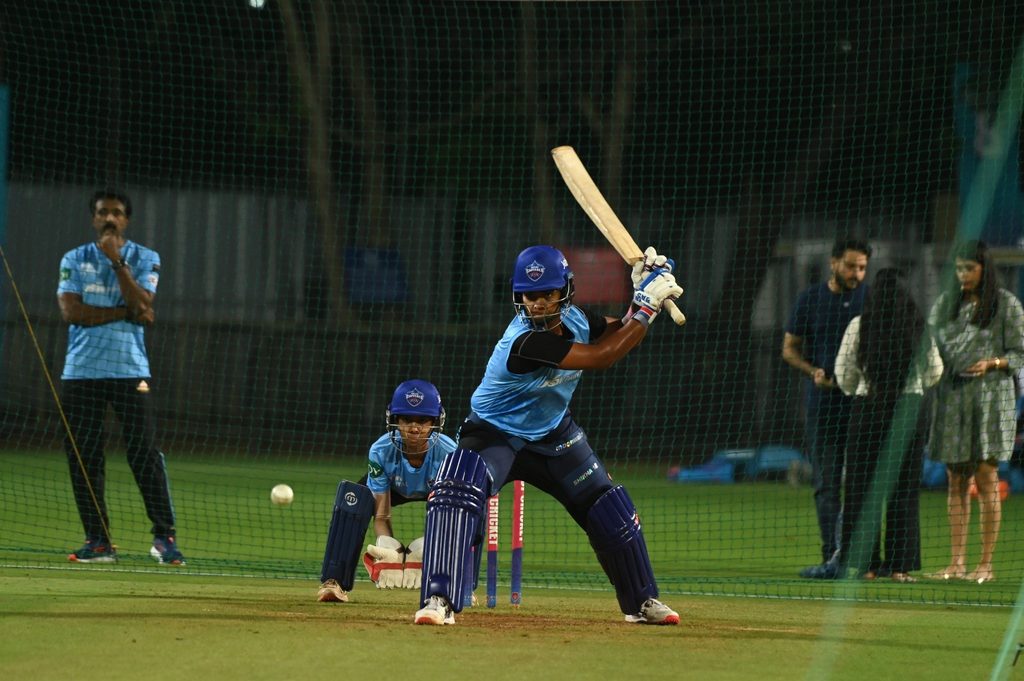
left=57, top=240, right=160, bottom=379
left=785, top=281, right=867, bottom=408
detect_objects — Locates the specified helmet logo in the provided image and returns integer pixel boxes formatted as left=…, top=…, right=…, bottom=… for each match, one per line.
left=525, top=259, right=545, bottom=281
left=405, top=388, right=424, bottom=407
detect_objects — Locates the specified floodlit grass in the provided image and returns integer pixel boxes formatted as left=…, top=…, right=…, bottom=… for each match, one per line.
left=2, top=448, right=1023, bottom=606
left=0, top=568, right=1014, bottom=681
left=2, top=449, right=1022, bottom=679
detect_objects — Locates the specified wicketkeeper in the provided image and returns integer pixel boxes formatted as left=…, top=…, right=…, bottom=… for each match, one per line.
left=414, top=245, right=682, bottom=626
left=317, top=379, right=457, bottom=602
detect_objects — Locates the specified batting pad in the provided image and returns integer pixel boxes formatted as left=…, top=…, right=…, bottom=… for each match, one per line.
left=420, top=448, right=490, bottom=612
left=587, top=485, right=659, bottom=614
left=320, top=480, right=375, bottom=590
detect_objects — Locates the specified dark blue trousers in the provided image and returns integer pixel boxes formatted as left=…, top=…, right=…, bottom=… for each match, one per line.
left=806, top=394, right=851, bottom=563
left=63, top=379, right=176, bottom=540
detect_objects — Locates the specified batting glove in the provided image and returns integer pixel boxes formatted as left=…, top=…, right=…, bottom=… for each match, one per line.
left=401, top=536, right=424, bottom=590
left=629, top=269, right=683, bottom=327
left=630, top=246, right=675, bottom=290
left=363, top=535, right=405, bottom=589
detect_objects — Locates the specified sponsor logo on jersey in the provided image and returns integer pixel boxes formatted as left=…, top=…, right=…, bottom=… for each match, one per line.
left=541, top=370, right=581, bottom=388
left=525, top=259, right=545, bottom=281
left=368, top=460, right=384, bottom=478
left=147, top=274, right=159, bottom=287
left=84, top=283, right=116, bottom=295
left=59, top=267, right=71, bottom=281
left=79, top=262, right=98, bottom=274
left=405, top=388, right=424, bottom=407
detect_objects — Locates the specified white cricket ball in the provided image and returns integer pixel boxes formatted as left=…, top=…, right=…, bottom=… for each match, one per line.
left=270, top=484, right=294, bottom=506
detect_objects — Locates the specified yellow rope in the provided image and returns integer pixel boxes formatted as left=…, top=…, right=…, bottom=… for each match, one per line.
left=0, top=244, right=114, bottom=547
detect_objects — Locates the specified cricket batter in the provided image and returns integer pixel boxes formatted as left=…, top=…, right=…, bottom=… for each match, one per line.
left=317, top=379, right=456, bottom=602
left=414, top=245, right=682, bottom=625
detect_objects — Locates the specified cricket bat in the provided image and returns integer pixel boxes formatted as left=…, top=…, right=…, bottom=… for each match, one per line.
left=551, top=145, right=686, bottom=325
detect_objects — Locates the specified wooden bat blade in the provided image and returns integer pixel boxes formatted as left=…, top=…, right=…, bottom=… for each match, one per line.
left=551, top=145, right=686, bottom=326
left=551, top=146, right=644, bottom=263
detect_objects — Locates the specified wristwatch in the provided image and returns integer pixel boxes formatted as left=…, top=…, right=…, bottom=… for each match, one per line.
left=111, top=258, right=128, bottom=271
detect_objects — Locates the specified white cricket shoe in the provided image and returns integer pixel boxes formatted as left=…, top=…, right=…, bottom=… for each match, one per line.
left=624, top=598, right=680, bottom=625
left=316, top=579, right=349, bottom=603
left=415, top=595, right=455, bottom=625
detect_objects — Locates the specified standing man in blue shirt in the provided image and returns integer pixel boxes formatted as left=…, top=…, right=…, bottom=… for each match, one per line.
left=413, top=245, right=682, bottom=626
left=783, top=238, right=871, bottom=578
left=57, top=188, right=184, bottom=566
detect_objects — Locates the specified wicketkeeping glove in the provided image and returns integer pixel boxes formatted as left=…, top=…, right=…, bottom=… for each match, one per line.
left=401, top=536, right=424, bottom=590
left=630, top=246, right=675, bottom=290
left=363, top=535, right=405, bottom=589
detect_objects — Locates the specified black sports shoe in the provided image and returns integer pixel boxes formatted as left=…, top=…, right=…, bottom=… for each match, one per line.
left=68, top=538, right=117, bottom=563
left=150, top=535, right=186, bottom=565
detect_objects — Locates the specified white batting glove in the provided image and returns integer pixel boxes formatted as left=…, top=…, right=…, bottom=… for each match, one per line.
left=401, top=536, right=424, bottom=590
left=362, top=535, right=405, bottom=589
left=630, top=246, right=673, bottom=289
left=646, top=271, right=683, bottom=309
left=630, top=270, right=683, bottom=327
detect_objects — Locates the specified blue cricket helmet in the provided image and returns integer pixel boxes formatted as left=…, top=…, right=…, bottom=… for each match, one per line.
left=385, top=378, right=446, bottom=454
left=387, top=379, right=444, bottom=420
left=386, top=379, right=445, bottom=453
left=510, top=245, right=575, bottom=329
left=510, top=245, right=573, bottom=293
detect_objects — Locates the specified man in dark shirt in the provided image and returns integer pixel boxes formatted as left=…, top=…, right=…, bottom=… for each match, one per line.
left=783, top=238, right=871, bottom=578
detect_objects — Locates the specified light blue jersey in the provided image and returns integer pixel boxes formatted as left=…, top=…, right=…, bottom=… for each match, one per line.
left=57, top=240, right=160, bottom=379
left=470, top=307, right=590, bottom=441
left=365, top=432, right=457, bottom=498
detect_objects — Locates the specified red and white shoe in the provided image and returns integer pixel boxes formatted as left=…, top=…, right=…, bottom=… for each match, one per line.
left=625, top=598, right=679, bottom=625
left=415, top=595, right=455, bottom=625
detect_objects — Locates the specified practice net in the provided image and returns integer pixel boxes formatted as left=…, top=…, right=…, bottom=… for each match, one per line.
left=1, top=1, right=1023, bottom=606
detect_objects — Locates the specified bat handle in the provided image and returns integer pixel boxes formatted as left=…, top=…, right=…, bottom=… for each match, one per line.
left=664, top=299, right=686, bottom=326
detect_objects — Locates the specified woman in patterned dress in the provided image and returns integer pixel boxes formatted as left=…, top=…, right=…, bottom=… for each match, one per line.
left=928, top=240, right=1024, bottom=583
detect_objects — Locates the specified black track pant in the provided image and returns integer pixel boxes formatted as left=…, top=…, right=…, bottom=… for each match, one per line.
left=62, top=379, right=176, bottom=541
left=841, top=393, right=925, bottom=575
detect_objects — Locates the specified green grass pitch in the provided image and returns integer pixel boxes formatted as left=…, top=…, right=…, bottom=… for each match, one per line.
left=2, top=448, right=1023, bottom=604
left=1, top=448, right=1022, bottom=679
